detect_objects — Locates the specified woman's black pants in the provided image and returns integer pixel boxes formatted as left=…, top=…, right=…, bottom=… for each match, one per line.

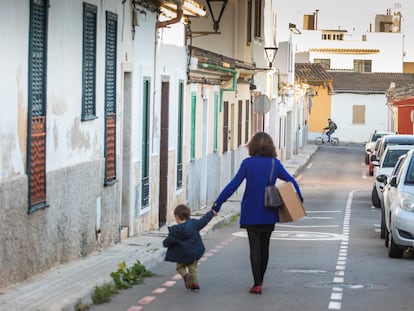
left=246, top=229, right=272, bottom=286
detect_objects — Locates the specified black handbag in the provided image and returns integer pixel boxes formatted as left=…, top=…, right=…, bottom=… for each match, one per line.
left=264, top=159, right=283, bottom=209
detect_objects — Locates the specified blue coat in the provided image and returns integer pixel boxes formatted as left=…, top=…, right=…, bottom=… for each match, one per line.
left=213, top=156, right=303, bottom=226
left=163, top=211, right=214, bottom=265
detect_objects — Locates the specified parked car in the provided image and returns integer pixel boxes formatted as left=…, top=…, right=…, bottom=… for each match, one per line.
left=375, top=134, right=414, bottom=162
left=379, top=153, right=407, bottom=239
left=364, top=130, right=394, bottom=164
left=371, top=145, right=414, bottom=208
left=381, top=148, right=414, bottom=258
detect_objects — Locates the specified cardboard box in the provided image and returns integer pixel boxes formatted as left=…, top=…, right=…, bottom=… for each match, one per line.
left=277, top=182, right=306, bottom=222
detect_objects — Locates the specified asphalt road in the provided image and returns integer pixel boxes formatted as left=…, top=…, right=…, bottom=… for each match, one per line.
left=91, top=145, right=414, bottom=311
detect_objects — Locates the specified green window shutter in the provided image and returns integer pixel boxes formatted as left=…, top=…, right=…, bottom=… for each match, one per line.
left=81, top=3, right=97, bottom=120
left=141, top=77, right=151, bottom=207
left=213, top=92, right=219, bottom=152
left=176, top=80, right=184, bottom=188
left=190, top=92, right=197, bottom=160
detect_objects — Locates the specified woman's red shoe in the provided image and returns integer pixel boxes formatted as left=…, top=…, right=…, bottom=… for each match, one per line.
left=249, top=285, right=262, bottom=294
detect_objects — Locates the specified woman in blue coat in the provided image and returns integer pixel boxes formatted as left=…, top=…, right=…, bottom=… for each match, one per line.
left=212, top=132, right=303, bottom=294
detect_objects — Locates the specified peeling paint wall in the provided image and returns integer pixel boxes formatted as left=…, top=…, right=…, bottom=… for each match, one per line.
left=0, top=0, right=129, bottom=288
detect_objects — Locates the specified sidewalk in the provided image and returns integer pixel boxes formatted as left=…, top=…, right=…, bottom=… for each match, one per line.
left=0, top=144, right=317, bottom=311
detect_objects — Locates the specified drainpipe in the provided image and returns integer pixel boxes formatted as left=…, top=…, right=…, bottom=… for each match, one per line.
left=200, top=63, right=238, bottom=111
left=156, top=0, right=184, bottom=28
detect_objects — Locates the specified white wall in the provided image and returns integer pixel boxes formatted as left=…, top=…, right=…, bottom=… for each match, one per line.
left=331, top=93, right=389, bottom=143
left=296, top=30, right=404, bottom=72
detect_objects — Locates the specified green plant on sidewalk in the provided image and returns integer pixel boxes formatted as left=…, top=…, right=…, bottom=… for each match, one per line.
left=74, top=260, right=153, bottom=309
left=110, top=260, right=153, bottom=289
left=91, top=282, right=118, bottom=304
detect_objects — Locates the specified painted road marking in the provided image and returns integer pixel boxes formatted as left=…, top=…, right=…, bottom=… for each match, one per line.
left=126, top=236, right=237, bottom=310
left=328, top=190, right=354, bottom=310
left=232, top=230, right=345, bottom=241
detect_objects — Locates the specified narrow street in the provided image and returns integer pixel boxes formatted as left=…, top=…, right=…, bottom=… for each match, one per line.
left=91, top=145, right=414, bottom=311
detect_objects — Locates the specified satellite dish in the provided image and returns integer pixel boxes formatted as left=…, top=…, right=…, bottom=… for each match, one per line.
left=253, top=95, right=271, bottom=114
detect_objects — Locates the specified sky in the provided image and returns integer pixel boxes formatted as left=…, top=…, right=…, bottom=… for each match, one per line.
left=274, top=0, right=414, bottom=62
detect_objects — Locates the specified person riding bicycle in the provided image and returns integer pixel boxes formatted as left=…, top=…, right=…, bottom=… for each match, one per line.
left=323, top=118, right=337, bottom=142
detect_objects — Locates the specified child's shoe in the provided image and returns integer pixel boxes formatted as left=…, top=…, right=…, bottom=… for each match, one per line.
left=191, top=283, right=200, bottom=292
left=183, top=274, right=192, bottom=289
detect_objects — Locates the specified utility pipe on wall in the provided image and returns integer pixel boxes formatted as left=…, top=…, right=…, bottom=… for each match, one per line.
left=199, top=63, right=238, bottom=111
left=156, top=0, right=184, bottom=28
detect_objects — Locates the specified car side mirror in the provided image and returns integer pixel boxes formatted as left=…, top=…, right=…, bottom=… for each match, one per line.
left=376, top=174, right=387, bottom=183
left=390, top=175, right=397, bottom=187
left=372, top=160, right=380, bottom=167
left=371, top=154, right=377, bottom=162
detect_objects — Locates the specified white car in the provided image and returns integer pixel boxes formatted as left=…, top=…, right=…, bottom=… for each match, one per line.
left=364, top=130, right=394, bottom=164
left=371, top=145, right=414, bottom=208
left=381, top=148, right=414, bottom=258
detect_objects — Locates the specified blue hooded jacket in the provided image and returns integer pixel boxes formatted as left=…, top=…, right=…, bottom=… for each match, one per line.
left=163, top=211, right=214, bottom=265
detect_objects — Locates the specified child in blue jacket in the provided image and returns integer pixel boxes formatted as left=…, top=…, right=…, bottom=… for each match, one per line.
left=163, top=204, right=216, bottom=291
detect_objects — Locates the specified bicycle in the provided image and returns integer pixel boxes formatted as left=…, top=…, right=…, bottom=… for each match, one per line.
left=315, top=132, right=339, bottom=145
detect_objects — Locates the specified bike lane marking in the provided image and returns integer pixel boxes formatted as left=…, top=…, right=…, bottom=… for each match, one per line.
left=126, top=236, right=237, bottom=311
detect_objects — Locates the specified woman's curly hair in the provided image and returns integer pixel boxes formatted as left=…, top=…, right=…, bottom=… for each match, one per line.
left=247, top=132, right=277, bottom=158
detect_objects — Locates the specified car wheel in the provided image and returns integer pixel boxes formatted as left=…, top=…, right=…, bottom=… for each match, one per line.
left=388, top=230, right=404, bottom=258
left=371, top=186, right=381, bottom=208
left=380, top=206, right=386, bottom=239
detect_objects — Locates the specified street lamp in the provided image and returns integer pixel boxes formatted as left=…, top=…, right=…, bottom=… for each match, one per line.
left=264, top=46, right=278, bottom=69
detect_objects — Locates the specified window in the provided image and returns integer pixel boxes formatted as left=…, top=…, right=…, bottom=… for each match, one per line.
left=238, top=100, right=242, bottom=146
left=246, top=0, right=252, bottom=44
left=254, top=0, right=262, bottom=38
left=104, top=11, right=118, bottom=184
left=141, top=78, right=151, bottom=207
left=223, top=101, right=229, bottom=153
left=314, top=59, right=331, bottom=70
left=82, top=3, right=97, bottom=120
left=27, top=0, right=48, bottom=212
left=353, top=105, right=365, bottom=124
left=245, top=100, right=250, bottom=143
left=354, top=60, right=372, bottom=73
left=190, top=92, right=197, bottom=160
left=322, top=31, right=344, bottom=41
left=176, top=80, right=184, bottom=189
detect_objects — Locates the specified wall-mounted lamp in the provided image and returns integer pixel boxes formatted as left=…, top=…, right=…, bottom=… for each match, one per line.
left=206, top=0, right=228, bottom=32
left=264, top=47, right=278, bottom=69
left=289, top=23, right=301, bottom=34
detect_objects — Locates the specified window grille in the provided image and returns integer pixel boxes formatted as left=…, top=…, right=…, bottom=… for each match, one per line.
left=27, top=0, right=48, bottom=212
left=104, top=11, right=117, bottom=184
